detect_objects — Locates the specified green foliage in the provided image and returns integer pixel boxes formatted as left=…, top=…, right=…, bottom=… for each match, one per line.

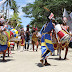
left=22, top=0, right=72, bottom=30
left=16, top=24, right=23, bottom=29
left=9, top=13, right=22, bottom=28
left=10, top=0, right=19, bottom=13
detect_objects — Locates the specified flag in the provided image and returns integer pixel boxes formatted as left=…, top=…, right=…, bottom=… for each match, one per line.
left=48, top=13, right=54, bottom=19
left=35, top=26, right=37, bottom=31
left=63, top=8, right=69, bottom=17
left=43, top=20, right=54, bottom=33
left=70, top=12, right=72, bottom=19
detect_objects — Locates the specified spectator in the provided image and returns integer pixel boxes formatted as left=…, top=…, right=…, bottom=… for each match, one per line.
left=25, top=25, right=30, bottom=51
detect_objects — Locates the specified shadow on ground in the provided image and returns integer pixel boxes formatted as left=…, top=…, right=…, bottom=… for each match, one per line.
left=0, top=59, right=15, bottom=62
left=0, top=56, right=13, bottom=58
left=36, top=63, right=51, bottom=67
left=36, top=63, right=44, bottom=67
left=29, top=50, right=37, bottom=52
left=6, top=53, right=15, bottom=54
left=48, top=58, right=65, bottom=61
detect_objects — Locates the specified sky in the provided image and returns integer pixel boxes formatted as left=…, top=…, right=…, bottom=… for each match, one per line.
left=14, top=0, right=35, bottom=31
left=0, top=0, right=35, bottom=31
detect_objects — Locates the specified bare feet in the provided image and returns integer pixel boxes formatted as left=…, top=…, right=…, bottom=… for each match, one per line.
left=64, top=58, right=69, bottom=60
left=44, top=62, right=50, bottom=66
left=59, top=57, right=61, bottom=60
left=2, top=59, right=7, bottom=62
left=36, top=49, right=37, bottom=51
left=40, top=59, right=44, bottom=66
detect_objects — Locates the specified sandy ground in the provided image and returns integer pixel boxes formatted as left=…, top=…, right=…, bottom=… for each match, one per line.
left=0, top=43, right=72, bottom=72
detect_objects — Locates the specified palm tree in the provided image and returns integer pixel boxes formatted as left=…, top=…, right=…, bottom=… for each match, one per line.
left=5, top=0, right=19, bottom=20
left=2, top=1, right=5, bottom=17
left=10, top=13, right=22, bottom=28
left=5, top=0, right=12, bottom=20
left=0, top=0, right=6, bottom=17
left=10, top=0, right=19, bottom=13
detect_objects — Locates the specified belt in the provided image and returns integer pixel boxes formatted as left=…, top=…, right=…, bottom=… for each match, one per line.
left=42, top=32, right=51, bottom=35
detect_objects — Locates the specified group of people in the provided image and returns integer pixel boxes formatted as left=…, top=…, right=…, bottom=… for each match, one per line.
left=0, top=8, right=72, bottom=67
left=39, top=11, right=72, bottom=66
left=17, top=24, right=40, bottom=52
left=17, top=13, right=72, bottom=66
left=0, top=16, right=12, bottom=61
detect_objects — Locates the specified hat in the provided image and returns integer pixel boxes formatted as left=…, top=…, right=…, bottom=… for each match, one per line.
left=63, top=17, right=68, bottom=23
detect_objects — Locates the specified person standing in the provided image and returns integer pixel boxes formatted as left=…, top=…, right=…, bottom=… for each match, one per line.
left=59, top=17, right=70, bottom=60
left=25, top=25, right=30, bottom=51
left=20, top=29, right=25, bottom=45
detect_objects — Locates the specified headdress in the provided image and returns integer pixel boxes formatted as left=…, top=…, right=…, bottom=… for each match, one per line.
left=26, top=25, right=29, bottom=31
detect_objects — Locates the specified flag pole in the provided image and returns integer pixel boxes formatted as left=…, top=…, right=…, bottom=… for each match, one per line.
left=43, top=7, right=51, bottom=12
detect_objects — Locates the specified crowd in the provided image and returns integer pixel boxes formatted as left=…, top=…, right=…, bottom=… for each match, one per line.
left=39, top=9, right=72, bottom=66
left=0, top=9, right=72, bottom=68
left=16, top=24, right=41, bottom=52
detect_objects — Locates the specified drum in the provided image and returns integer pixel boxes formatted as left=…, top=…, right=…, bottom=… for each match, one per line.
left=10, top=42, right=15, bottom=45
left=4, top=31, right=10, bottom=40
left=0, top=32, right=8, bottom=45
left=54, top=24, right=70, bottom=43
left=10, top=42, right=15, bottom=48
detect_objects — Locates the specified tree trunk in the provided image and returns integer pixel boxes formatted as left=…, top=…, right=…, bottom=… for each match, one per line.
left=2, top=2, right=4, bottom=17
left=6, top=1, right=8, bottom=20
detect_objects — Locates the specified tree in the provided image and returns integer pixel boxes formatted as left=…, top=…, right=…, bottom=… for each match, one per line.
left=10, top=0, right=19, bottom=13
left=9, top=13, right=22, bottom=28
left=5, top=0, right=11, bottom=20
left=22, top=0, right=72, bottom=29
left=17, top=24, right=23, bottom=29
left=4, top=0, right=19, bottom=20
